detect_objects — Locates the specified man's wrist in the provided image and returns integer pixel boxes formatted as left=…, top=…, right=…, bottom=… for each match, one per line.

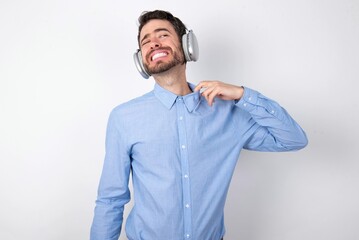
left=236, top=86, right=244, bottom=100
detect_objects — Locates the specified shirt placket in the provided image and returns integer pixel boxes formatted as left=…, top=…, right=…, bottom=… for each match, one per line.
left=176, top=96, right=193, bottom=239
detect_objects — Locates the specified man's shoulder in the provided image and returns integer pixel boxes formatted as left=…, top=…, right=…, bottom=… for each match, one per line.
left=111, top=90, right=157, bottom=115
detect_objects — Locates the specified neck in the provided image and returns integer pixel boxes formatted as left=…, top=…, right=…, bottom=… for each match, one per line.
left=153, top=64, right=192, bottom=96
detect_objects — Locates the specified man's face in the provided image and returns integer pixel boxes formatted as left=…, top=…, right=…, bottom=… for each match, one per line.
left=139, top=19, right=184, bottom=75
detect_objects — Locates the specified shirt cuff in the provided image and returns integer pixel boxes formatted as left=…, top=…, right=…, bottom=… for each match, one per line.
left=235, top=87, right=259, bottom=111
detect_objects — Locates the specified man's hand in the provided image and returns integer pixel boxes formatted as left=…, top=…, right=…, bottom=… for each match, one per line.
left=194, top=81, right=244, bottom=106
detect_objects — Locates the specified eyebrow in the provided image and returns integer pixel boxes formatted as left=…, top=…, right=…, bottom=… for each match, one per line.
left=140, top=28, right=171, bottom=45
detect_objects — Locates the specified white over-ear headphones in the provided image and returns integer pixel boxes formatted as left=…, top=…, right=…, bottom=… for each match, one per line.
left=133, top=29, right=199, bottom=79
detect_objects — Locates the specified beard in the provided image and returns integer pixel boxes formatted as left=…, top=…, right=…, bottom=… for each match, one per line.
left=144, top=47, right=185, bottom=75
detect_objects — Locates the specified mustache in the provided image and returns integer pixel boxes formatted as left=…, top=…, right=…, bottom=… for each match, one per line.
left=146, top=47, right=173, bottom=61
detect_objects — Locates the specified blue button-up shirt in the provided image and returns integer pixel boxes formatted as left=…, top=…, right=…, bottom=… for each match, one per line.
left=90, top=83, right=307, bottom=240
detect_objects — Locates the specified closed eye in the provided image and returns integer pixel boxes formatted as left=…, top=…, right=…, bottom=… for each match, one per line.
left=140, top=28, right=171, bottom=46
left=141, top=34, right=168, bottom=46
left=141, top=40, right=150, bottom=46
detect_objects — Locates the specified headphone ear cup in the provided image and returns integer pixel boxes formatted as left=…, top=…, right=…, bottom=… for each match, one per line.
left=182, top=30, right=199, bottom=62
left=133, top=50, right=151, bottom=79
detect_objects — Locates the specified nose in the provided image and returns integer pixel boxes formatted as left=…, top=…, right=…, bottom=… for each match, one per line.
left=149, top=38, right=161, bottom=49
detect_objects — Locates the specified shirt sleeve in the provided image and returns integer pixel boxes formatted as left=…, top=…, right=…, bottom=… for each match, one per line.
left=90, top=109, right=132, bottom=240
left=235, top=87, right=308, bottom=151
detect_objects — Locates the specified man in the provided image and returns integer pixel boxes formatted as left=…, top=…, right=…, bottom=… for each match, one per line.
left=90, top=10, right=307, bottom=240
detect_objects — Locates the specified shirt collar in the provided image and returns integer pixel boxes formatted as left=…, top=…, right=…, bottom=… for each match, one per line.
left=153, top=82, right=201, bottom=112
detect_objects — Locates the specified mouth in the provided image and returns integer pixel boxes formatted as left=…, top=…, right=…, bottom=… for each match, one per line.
left=150, top=49, right=169, bottom=62
left=151, top=51, right=168, bottom=61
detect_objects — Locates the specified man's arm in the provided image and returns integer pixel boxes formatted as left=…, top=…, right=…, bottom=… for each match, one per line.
left=195, top=81, right=308, bottom=151
left=90, top=109, right=131, bottom=240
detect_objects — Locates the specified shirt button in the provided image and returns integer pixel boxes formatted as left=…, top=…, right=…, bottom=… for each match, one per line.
left=243, top=103, right=247, bottom=107
left=186, top=234, right=190, bottom=238
left=248, top=97, right=252, bottom=101
left=179, top=116, right=183, bottom=120
left=185, top=204, right=190, bottom=208
left=184, top=174, right=189, bottom=178
left=181, top=145, right=186, bottom=149
left=271, top=110, right=275, bottom=114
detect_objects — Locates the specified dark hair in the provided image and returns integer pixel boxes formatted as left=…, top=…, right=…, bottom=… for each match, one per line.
left=137, top=10, right=187, bottom=47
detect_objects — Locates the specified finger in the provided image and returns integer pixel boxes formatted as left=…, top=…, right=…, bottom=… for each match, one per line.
left=194, top=84, right=201, bottom=92
left=201, top=89, right=210, bottom=104
left=194, top=81, right=207, bottom=92
left=201, top=86, right=216, bottom=106
left=194, top=80, right=215, bottom=92
left=207, top=88, right=221, bottom=106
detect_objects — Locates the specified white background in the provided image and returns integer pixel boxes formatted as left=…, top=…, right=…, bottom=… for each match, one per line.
left=1, top=0, right=358, bottom=239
